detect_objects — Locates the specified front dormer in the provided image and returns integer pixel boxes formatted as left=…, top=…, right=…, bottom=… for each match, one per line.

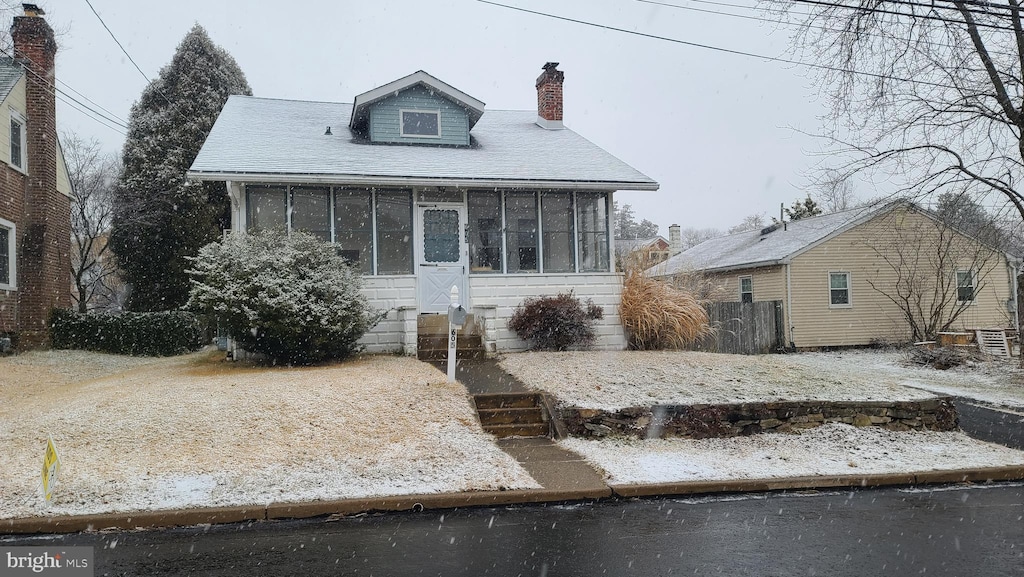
left=348, top=71, right=485, bottom=147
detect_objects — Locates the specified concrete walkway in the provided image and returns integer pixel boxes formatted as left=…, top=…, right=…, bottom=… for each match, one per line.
left=430, top=358, right=531, bottom=395
left=497, top=437, right=609, bottom=496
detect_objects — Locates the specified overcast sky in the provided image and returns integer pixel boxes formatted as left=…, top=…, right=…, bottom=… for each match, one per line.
left=39, top=0, right=844, bottom=233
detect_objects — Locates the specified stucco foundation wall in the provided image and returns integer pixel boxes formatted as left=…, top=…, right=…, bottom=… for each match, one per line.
left=469, top=273, right=627, bottom=352
left=358, top=276, right=417, bottom=353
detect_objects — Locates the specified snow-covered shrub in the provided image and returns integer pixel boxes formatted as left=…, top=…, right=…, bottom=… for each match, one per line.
left=49, top=309, right=204, bottom=356
left=507, top=291, right=603, bottom=351
left=186, top=229, right=383, bottom=364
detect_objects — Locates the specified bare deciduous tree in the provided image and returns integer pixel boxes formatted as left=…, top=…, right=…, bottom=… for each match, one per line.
left=812, top=169, right=858, bottom=212
left=772, top=0, right=1024, bottom=236
left=862, top=205, right=1006, bottom=342
left=64, top=132, right=123, bottom=312
left=728, top=213, right=766, bottom=234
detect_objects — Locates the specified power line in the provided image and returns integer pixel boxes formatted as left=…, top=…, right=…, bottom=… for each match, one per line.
left=83, top=0, right=174, bottom=106
left=476, top=0, right=963, bottom=89
left=83, top=0, right=151, bottom=85
left=787, top=0, right=1017, bottom=31
left=637, top=0, right=998, bottom=56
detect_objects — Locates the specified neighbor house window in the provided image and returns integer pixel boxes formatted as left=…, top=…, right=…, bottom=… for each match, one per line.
left=468, top=192, right=502, bottom=273
left=577, top=192, right=609, bottom=272
left=957, top=270, right=975, bottom=303
left=829, top=272, right=851, bottom=307
left=0, top=218, right=16, bottom=288
left=505, top=192, right=538, bottom=272
left=541, top=192, right=575, bottom=273
left=334, top=189, right=373, bottom=274
left=375, top=190, right=413, bottom=274
left=246, top=186, right=287, bottom=231
left=739, top=276, right=753, bottom=303
left=9, top=110, right=25, bottom=171
left=400, top=109, right=440, bottom=138
left=290, top=187, right=331, bottom=242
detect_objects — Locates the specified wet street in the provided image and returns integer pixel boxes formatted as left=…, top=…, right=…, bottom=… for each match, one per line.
left=5, top=483, right=1023, bottom=576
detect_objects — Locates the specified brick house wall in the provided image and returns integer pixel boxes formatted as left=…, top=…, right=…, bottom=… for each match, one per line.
left=6, top=10, right=71, bottom=348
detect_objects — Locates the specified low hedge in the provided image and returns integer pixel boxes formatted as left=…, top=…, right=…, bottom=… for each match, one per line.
left=49, top=309, right=205, bottom=356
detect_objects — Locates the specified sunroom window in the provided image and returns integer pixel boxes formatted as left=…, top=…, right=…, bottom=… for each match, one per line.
left=375, top=190, right=413, bottom=274
left=505, top=192, right=538, bottom=273
left=290, top=187, right=331, bottom=242
left=246, top=186, right=287, bottom=231
left=577, top=192, right=609, bottom=272
left=334, top=189, right=373, bottom=274
left=468, top=192, right=502, bottom=272
left=542, top=192, right=575, bottom=273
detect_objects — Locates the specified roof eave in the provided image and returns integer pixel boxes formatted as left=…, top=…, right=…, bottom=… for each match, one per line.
left=187, top=170, right=660, bottom=191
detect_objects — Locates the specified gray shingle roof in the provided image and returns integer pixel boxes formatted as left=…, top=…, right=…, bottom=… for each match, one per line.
left=652, top=203, right=896, bottom=276
left=189, top=95, right=658, bottom=190
left=0, top=57, right=23, bottom=104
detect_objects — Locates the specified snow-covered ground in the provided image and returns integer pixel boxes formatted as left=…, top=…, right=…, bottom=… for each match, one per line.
left=0, top=349, right=538, bottom=520
left=500, top=349, right=1024, bottom=410
left=561, top=423, right=1024, bottom=485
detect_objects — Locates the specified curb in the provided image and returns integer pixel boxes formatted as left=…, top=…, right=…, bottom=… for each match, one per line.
left=2, top=466, right=1022, bottom=535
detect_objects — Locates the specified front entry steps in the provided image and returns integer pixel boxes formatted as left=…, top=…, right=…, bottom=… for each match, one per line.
left=416, top=313, right=486, bottom=361
left=473, top=393, right=550, bottom=438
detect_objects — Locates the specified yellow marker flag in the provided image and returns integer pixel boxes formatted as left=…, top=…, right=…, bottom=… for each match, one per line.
left=41, top=436, right=61, bottom=502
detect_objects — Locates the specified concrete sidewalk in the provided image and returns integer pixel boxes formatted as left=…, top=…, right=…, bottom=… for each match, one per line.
left=3, top=463, right=1023, bottom=534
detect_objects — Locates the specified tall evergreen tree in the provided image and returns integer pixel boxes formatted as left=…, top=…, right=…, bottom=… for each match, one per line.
left=111, top=25, right=251, bottom=311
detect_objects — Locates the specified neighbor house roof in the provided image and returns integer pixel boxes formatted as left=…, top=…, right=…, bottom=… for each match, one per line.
left=0, top=57, right=23, bottom=103
left=652, top=202, right=902, bottom=276
left=188, top=95, right=659, bottom=191
left=615, top=236, right=668, bottom=254
left=348, top=70, right=486, bottom=132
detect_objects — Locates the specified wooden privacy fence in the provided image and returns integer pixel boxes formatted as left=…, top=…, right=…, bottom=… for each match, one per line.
left=689, top=300, right=785, bottom=355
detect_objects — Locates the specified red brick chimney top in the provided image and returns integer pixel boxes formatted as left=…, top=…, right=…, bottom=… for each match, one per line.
left=535, top=62, right=564, bottom=129
left=11, top=3, right=56, bottom=63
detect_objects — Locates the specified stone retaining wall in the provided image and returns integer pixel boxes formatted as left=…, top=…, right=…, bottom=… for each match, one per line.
left=559, top=398, right=958, bottom=439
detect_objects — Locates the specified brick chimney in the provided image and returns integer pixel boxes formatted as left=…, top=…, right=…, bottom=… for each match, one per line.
left=12, top=4, right=69, bottom=347
left=535, top=62, right=564, bottom=130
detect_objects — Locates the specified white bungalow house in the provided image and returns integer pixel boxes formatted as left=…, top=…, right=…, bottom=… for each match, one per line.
left=188, top=63, right=658, bottom=355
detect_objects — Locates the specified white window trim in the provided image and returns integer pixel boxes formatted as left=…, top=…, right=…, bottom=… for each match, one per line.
left=8, top=108, right=26, bottom=174
left=828, top=271, right=852, bottom=309
left=956, top=269, right=977, bottom=305
left=739, top=275, right=753, bottom=302
left=0, top=216, right=17, bottom=290
left=399, top=109, right=441, bottom=139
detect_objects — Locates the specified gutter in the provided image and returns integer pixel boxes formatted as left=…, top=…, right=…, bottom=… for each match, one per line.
left=186, top=171, right=660, bottom=192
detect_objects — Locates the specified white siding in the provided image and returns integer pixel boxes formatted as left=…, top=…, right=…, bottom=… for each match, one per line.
left=469, top=273, right=626, bottom=352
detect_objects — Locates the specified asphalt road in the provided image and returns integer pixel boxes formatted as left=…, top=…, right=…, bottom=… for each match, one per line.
left=5, top=483, right=1023, bottom=577
left=954, top=398, right=1024, bottom=450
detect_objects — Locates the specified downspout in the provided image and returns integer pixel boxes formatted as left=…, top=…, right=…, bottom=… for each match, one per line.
left=785, top=263, right=795, bottom=349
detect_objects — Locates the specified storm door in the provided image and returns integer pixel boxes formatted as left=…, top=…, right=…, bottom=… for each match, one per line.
left=416, top=205, right=468, bottom=313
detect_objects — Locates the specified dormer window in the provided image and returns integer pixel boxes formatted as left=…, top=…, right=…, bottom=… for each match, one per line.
left=400, top=109, right=440, bottom=138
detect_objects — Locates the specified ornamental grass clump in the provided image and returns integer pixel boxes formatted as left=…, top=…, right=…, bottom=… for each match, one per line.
left=507, top=291, right=603, bottom=351
left=186, top=229, right=384, bottom=365
left=619, top=248, right=713, bottom=350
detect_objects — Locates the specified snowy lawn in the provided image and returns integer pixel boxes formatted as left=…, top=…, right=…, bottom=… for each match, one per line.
left=561, top=423, right=1024, bottom=485
left=0, top=349, right=538, bottom=520
left=499, top=349, right=1024, bottom=410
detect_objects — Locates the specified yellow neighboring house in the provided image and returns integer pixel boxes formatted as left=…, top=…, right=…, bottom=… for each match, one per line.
left=651, top=201, right=1020, bottom=349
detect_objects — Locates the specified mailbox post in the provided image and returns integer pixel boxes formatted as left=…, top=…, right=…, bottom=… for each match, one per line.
left=447, top=285, right=467, bottom=383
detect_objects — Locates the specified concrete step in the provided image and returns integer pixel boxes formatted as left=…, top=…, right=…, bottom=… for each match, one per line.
left=482, top=423, right=550, bottom=438
left=474, top=393, right=541, bottom=410
left=417, top=314, right=480, bottom=336
left=478, top=407, right=545, bottom=426
left=417, top=334, right=483, bottom=350
left=417, top=348, right=487, bottom=361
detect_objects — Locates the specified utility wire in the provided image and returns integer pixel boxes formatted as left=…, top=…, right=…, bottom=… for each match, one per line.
left=83, top=0, right=174, bottom=106
left=637, top=0, right=1003, bottom=55
left=476, top=0, right=970, bottom=89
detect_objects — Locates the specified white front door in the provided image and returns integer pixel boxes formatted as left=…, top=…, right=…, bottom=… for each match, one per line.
left=417, top=205, right=468, bottom=313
